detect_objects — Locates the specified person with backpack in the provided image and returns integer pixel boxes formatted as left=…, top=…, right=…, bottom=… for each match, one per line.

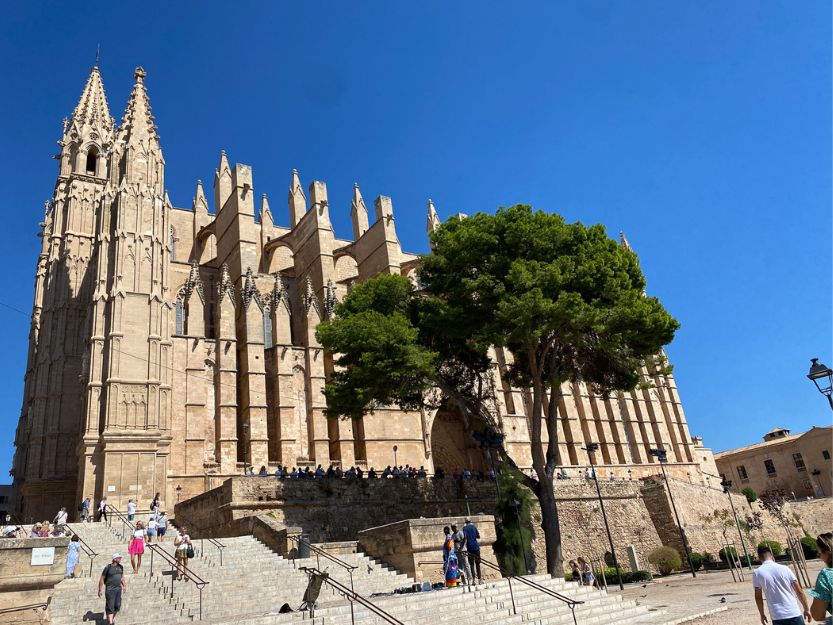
left=98, top=553, right=127, bottom=624
left=79, top=496, right=91, bottom=522
left=462, top=517, right=482, bottom=584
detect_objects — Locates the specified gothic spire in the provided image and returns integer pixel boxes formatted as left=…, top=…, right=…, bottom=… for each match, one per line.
left=260, top=194, right=273, bottom=228
left=68, top=66, right=114, bottom=139
left=619, top=230, right=633, bottom=252
left=118, top=67, right=160, bottom=149
left=288, top=168, right=306, bottom=228
left=192, top=180, right=208, bottom=214
left=350, top=182, right=369, bottom=239
left=426, top=198, right=440, bottom=234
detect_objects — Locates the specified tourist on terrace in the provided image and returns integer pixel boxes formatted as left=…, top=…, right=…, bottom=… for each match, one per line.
left=126, top=499, right=136, bottom=522
left=29, top=523, right=41, bottom=538
left=174, top=526, right=192, bottom=581
left=274, top=466, right=283, bottom=479
left=2, top=524, right=22, bottom=538
left=463, top=518, right=482, bottom=584
left=382, top=466, right=391, bottom=478
left=392, top=465, right=401, bottom=478
left=315, top=464, right=325, bottom=478
left=335, top=466, right=343, bottom=479
left=346, top=466, right=357, bottom=478
left=289, top=467, right=298, bottom=479
left=38, top=521, right=51, bottom=537
left=417, top=466, right=427, bottom=478
left=434, top=466, right=445, bottom=480
left=98, top=553, right=126, bottom=625
left=462, top=469, right=472, bottom=480
left=368, top=467, right=377, bottom=479
left=65, top=534, right=81, bottom=578
left=128, top=521, right=146, bottom=573
left=808, top=532, right=832, bottom=623
left=258, top=465, right=268, bottom=477
left=752, top=543, right=810, bottom=625
left=157, top=512, right=168, bottom=542
left=356, top=466, right=364, bottom=479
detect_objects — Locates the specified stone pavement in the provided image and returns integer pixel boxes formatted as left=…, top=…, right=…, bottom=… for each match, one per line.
left=615, top=560, right=825, bottom=625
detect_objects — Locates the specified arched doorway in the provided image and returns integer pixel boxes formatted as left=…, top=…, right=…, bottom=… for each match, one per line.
left=429, top=403, right=488, bottom=474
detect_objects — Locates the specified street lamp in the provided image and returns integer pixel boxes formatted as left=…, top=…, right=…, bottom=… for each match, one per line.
left=509, top=498, right=530, bottom=574
left=720, top=479, right=752, bottom=571
left=176, top=484, right=182, bottom=503
left=581, top=442, right=624, bottom=590
left=393, top=445, right=398, bottom=467
left=807, top=358, right=833, bottom=410
left=648, top=448, right=696, bottom=578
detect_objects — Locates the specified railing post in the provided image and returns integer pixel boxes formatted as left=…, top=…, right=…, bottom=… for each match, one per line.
left=199, top=585, right=203, bottom=621
left=508, top=576, right=516, bottom=615
left=150, top=547, right=154, bottom=576
left=349, top=569, right=354, bottom=593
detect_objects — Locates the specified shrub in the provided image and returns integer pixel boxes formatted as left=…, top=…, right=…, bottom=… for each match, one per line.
left=689, top=551, right=704, bottom=571
left=649, top=546, right=682, bottom=575
left=590, top=568, right=652, bottom=584
left=719, top=546, right=737, bottom=563
left=801, top=535, right=819, bottom=559
left=702, top=551, right=715, bottom=563
left=757, top=540, right=784, bottom=557
left=741, top=487, right=757, bottom=503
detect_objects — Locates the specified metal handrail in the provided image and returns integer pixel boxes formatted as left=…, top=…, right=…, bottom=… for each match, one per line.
left=0, top=601, right=49, bottom=615
left=299, top=566, right=404, bottom=625
left=200, top=536, right=226, bottom=566
left=147, top=543, right=208, bottom=620
left=479, top=557, right=582, bottom=625
left=418, top=557, right=582, bottom=625
left=288, top=535, right=357, bottom=592
left=104, top=504, right=135, bottom=542
left=65, top=526, right=99, bottom=577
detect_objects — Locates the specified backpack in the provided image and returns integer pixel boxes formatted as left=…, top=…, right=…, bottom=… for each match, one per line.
left=78, top=502, right=84, bottom=512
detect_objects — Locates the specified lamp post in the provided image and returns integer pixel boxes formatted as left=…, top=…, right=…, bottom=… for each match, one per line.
left=393, top=445, right=398, bottom=467
left=509, top=498, right=530, bottom=574
left=720, top=479, right=752, bottom=571
left=649, top=448, right=696, bottom=578
left=581, top=442, right=624, bottom=590
left=807, top=358, right=833, bottom=410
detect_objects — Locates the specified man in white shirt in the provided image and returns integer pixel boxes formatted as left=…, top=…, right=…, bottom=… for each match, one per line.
left=752, top=544, right=810, bottom=625
left=54, top=507, right=68, bottom=527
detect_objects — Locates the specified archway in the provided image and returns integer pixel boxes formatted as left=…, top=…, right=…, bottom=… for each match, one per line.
left=429, top=403, right=487, bottom=474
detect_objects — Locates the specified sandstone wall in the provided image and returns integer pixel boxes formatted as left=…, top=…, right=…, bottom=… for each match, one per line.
left=358, top=515, right=499, bottom=583
left=0, top=537, right=68, bottom=625
left=789, top=497, right=833, bottom=540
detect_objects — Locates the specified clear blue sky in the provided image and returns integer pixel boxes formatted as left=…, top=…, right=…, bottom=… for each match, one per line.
left=0, top=2, right=830, bottom=475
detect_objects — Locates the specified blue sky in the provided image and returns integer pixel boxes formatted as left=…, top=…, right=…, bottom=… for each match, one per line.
left=0, top=2, right=830, bottom=475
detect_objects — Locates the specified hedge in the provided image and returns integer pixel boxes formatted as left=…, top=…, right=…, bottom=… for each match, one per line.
left=757, top=540, right=784, bottom=557
left=649, top=546, right=682, bottom=575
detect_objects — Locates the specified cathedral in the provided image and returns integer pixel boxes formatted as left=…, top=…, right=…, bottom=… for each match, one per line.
left=11, top=66, right=718, bottom=521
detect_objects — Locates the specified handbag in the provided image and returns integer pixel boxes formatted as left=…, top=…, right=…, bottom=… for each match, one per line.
left=186, top=545, right=195, bottom=559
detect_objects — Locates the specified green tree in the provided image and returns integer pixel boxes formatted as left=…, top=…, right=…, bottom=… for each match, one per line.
left=493, top=466, right=534, bottom=575
left=317, top=205, right=679, bottom=576
left=741, top=487, right=757, bottom=503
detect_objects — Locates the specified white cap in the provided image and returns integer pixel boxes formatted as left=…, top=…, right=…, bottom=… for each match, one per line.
left=465, top=517, right=471, bottom=522
left=112, top=552, right=122, bottom=560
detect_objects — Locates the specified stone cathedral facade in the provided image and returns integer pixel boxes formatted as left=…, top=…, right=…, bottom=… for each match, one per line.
left=11, top=66, right=718, bottom=520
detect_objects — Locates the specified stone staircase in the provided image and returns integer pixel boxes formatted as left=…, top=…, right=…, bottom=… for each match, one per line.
left=50, top=521, right=667, bottom=625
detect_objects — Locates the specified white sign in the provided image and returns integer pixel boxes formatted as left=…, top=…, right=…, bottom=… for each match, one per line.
left=107, top=485, right=116, bottom=492
left=31, top=547, right=55, bottom=566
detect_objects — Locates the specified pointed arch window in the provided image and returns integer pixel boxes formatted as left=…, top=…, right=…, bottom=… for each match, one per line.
left=175, top=297, right=186, bottom=335
left=85, top=147, right=99, bottom=176
left=264, top=314, right=273, bottom=348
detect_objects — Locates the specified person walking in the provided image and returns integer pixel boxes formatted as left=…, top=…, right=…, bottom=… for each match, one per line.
left=98, top=553, right=126, bottom=624
left=174, top=526, right=192, bottom=581
left=452, top=523, right=473, bottom=588
left=150, top=492, right=160, bottom=516
left=65, top=534, right=81, bottom=578
left=146, top=514, right=157, bottom=544
left=98, top=496, right=108, bottom=523
left=808, top=532, right=832, bottom=623
left=53, top=507, right=68, bottom=530
left=752, top=543, right=810, bottom=625
left=462, top=517, right=482, bottom=584
left=156, top=512, right=168, bottom=543
left=577, top=557, right=595, bottom=587
left=128, top=521, right=146, bottom=573
left=126, top=499, right=136, bottom=522
left=80, top=495, right=91, bottom=523
left=569, top=560, right=581, bottom=584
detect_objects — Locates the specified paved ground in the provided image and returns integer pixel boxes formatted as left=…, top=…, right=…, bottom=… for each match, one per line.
left=612, top=560, right=825, bottom=624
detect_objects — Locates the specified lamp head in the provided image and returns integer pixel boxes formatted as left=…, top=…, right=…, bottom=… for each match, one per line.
left=807, top=358, right=833, bottom=397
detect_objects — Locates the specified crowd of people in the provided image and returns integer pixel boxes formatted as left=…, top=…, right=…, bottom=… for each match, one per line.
left=245, top=463, right=497, bottom=482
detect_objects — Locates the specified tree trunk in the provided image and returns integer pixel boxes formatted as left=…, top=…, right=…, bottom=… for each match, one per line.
left=536, top=472, right=564, bottom=576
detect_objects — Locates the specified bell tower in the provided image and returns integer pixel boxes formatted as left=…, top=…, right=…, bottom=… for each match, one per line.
left=12, top=66, right=115, bottom=519
left=77, top=67, right=173, bottom=511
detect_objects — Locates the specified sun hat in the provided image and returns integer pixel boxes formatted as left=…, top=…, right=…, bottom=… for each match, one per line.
left=112, top=552, right=122, bottom=560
